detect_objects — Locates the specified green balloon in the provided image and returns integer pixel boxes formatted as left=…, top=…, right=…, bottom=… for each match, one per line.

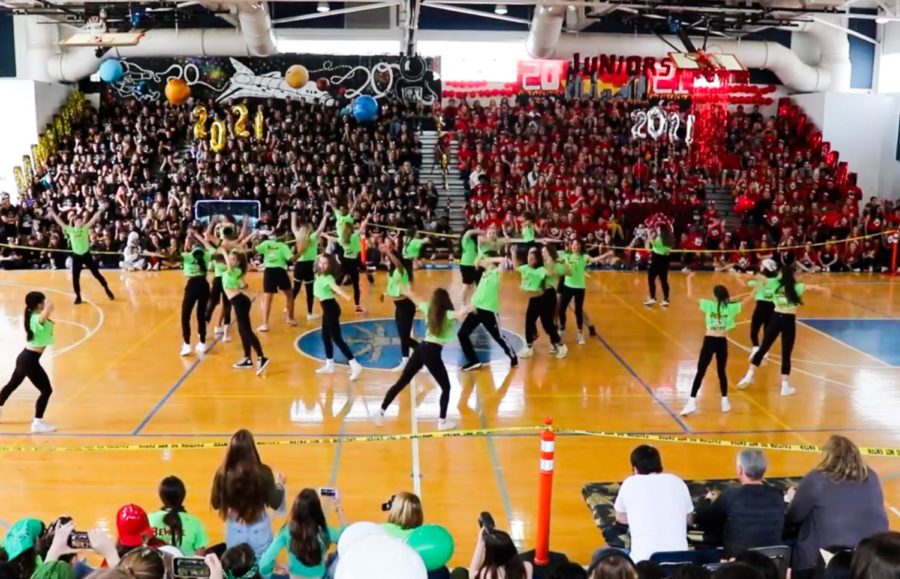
left=406, top=524, right=454, bottom=571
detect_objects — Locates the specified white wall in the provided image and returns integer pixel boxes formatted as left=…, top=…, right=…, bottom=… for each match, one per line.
left=791, top=92, right=826, bottom=130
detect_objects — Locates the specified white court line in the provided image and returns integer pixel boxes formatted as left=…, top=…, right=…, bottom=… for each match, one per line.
left=410, top=377, right=422, bottom=498
left=889, top=506, right=900, bottom=520
left=0, top=281, right=104, bottom=359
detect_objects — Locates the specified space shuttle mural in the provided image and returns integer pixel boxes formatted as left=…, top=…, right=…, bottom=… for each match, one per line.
left=217, top=59, right=334, bottom=104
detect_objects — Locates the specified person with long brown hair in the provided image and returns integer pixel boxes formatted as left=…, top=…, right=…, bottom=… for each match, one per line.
left=259, top=488, right=346, bottom=578
left=785, top=435, right=888, bottom=579
left=210, top=429, right=286, bottom=558
left=312, top=253, right=362, bottom=380
left=469, top=526, right=533, bottom=579
left=220, top=246, right=268, bottom=375
left=380, top=239, right=416, bottom=372
left=373, top=288, right=469, bottom=431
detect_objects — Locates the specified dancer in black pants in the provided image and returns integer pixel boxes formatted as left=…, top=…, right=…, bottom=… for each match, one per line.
left=179, top=230, right=212, bottom=357
left=643, top=226, right=674, bottom=306
left=329, top=217, right=369, bottom=313
left=48, top=205, right=114, bottom=304
left=374, top=288, right=468, bottom=431
left=746, top=258, right=779, bottom=360
left=381, top=242, right=416, bottom=372
left=313, top=253, right=363, bottom=381
left=512, top=246, right=566, bottom=359
left=220, top=248, right=268, bottom=375
left=291, top=211, right=327, bottom=321
left=0, top=291, right=56, bottom=433
left=458, top=253, right=518, bottom=371
left=737, top=258, right=828, bottom=397
left=206, top=215, right=249, bottom=341
left=207, top=252, right=233, bottom=342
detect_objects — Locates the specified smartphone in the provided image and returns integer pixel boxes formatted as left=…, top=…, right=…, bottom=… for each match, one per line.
left=67, top=531, right=91, bottom=550
left=318, top=487, right=338, bottom=498
left=381, top=495, right=395, bottom=512
left=173, top=557, right=211, bottom=578
left=478, top=511, right=495, bottom=532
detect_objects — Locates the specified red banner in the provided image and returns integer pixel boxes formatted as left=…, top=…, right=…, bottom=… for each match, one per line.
left=517, top=60, right=568, bottom=93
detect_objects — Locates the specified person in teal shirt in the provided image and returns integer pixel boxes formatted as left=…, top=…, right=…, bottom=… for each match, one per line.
left=457, top=252, right=519, bottom=371
left=381, top=240, right=416, bottom=372
left=681, top=283, right=750, bottom=417
left=180, top=230, right=214, bottom=357
left=253, top=231, right=296, bottom=332
left=259, top=488, right=346, bottom=578
left=512, top=246, right=566, bottom=360
left=48, top=204, right=115, bottom=304
left=746, top=258, right=780, bottom=359
left=375, top=288, right=469, bottom=431
left=291, top=211, right=328, bottom=320
left=0, top=291, right=56, bottom=433
left=643, top=225, right=675, bottom=307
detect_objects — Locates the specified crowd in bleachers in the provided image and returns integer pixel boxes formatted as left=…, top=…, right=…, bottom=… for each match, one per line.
left=2, top=431, right=898, bottom=579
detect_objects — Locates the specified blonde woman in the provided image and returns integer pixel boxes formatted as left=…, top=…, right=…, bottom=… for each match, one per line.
left=786, top=435, right=888, bottom=579
left=381, top=492, right=424, bottom=540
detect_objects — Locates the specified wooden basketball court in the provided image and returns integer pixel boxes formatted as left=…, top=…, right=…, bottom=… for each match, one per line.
left=0, top=268, right=898, bottom=566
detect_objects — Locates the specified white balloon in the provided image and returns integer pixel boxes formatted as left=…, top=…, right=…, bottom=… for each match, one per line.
left=337, top=521, right=388, bottom=556
left=646, top=106, right=666, bottom=140
left=336, top=534, right=427, bottom=579
left=685, top=113, right=696, bottom=146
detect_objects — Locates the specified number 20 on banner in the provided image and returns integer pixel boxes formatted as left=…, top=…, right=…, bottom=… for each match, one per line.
left=517, top=60, right=568, bottom=93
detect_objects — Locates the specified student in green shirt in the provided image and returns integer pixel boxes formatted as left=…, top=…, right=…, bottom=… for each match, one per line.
left=220, top=247, right=268, bottom=375
left=327, top=216, right=369, bottom=314
left=180, top=230, right=213, bottom=357
left=0, top=291, right=56, bottom=432
left=205, top=214, right=251, bottom=341
left=313, top=254, right=363, bottom=381
left=458, top=251, right=519, bottom=371
left=681, top=284, right=748, bottom=417
left=746, top=258, right=780, bottom=359
left=48, top=204, right=115, bottom=304
left=291, top=211, right=328, bottom=320
left=557, top=238, right=603, bottom=345
left=149, top=476, right=209, bottom=556
left=459, top=227, right=484, bottom=303
left=381, top=241, right=416, bottom=372
left=401, top=228, right=431, bottom=283
left=643, top=225, right=675, bottom=307
left=375, top=288, right=469, bottom=431
left=253, top=231, right=296, bottom=332
left=738, top=256, right=828, bottom=397
left=512, top=246, right=566, bottom=360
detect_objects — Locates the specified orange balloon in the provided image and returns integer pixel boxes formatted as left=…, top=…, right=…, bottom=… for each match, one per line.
left=285, top=65, right=309, bottom=89
left=165, top=78, right=191, bottom=105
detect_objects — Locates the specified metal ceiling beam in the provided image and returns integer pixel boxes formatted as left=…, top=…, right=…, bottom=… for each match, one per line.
left=271, top=0, right=398, bottom=24
left=422, top=1, right=531, bottom=24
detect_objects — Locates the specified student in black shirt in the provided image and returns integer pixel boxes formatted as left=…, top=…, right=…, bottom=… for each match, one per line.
left=694, top=449, right=786, bottom=556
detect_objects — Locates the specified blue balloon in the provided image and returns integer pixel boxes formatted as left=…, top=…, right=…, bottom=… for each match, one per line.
left=98, top=59, right=124, bottom=83
left=134, top=81, right=149, bottom=96
left=352, top=95, right=379, bottom=122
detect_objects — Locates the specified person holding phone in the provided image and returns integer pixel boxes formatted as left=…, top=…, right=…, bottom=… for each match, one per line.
left=469, top=516, right=532, bottom=579
left=259, top=488, right=347, bottom=578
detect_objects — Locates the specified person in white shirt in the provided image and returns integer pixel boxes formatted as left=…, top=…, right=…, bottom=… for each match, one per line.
left=613, top=445, right=694, bottom=562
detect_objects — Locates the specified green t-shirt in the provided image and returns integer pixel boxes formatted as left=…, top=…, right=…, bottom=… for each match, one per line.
left=338, top=232, right=361, bottom=259
left=561, top=252, right=587, bottom=289
left=182, top=249, right=212, bottom=278
left=314, top=274, right=335, bottom=301
left=381, top=523, right=414, bottom=540
left=547, top=262, right=567, bottom=288
left=748, top=277, right=780, bottom=302
left=521, top=223, right=535, bottom=243
left=386, top=268, right=410, bottom=298
left=419, top=302, right=456, bottom=343
left=147, top=510, right=209, bottom=556
left=211, top=258, right=228, bottom=278
left=651, top=236, right=671, bottom=256
left=472, top=268, right=500, bottom=312
left=699, top=299, right=742, bottom=332
left=403, top=238, right=427, bottom=260
left=256, top=240, right=293, bottom=269
left=334, top=209, right=354, bottom=229
left=299, top=232, right=318, bottom=262
left=64, top=226, right=91, bottom=256
left=222, top=267, right=244, bottom=290
left=460, top=235, right=478, bottom=266
left=259, top=525, right=342, bottom=578
left=28, top=313, right=54, bottom=348
left=773, top=282, right=805, bottom=312
left=518, top=264, right=547, bottom=292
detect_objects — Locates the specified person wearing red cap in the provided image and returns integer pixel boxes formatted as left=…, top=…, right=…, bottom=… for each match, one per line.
left=115, top=505, right=166, bottom=557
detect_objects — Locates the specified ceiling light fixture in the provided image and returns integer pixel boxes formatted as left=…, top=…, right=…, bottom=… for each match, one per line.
left=876, top=16, right=890, bottom=24
left=494, top=3, right=507, bottom=15
left=317, top=2, right=330, bottom=13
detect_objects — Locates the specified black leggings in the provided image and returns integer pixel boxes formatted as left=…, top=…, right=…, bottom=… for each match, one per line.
left=292, top=261, right=315, bottom=315
left=206, top=277, right=233, bottom=326
left=690, top=336, right=729, bottom=397
left=381, top=342, right=451, bottom=419
left=230, top=293, right=263, bottom=359
left=320, top=299, right=354, bottom=360
left=72, top=252, right=109, bottom=298
left=341, top=257, right=361, bottom=306
left=0, top=350, right=52, bottom=418
left=558, top=284, right=585, bottom=332
left=525, top=293, right=561, bottom=346
left=394, top=298, right=418, bottom=358
left=749, top=300, right=775, bottom=347
left=648, top=253, right=671, bottom=300
left=752, top=312, right=796, bottom=375
left=458, top=308, right=517, bottom=364
left=182, top=277, right=210, bottom=344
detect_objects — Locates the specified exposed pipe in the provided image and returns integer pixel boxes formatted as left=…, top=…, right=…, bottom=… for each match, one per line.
left=525, top=5, right=564, bottom=58
left=26, top=16, right=61, bottom=82
left=796, top=15, right=853, bottom=91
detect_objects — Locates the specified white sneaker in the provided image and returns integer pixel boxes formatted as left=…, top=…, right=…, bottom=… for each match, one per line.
left=643, top=298, right=656, bottom=306
left=257, top=324, right=269, bottom=332
left=372, top=409, right=384, bottom=427
left=518, top=346, right=534, bottom=359
left=349, top=359, right=363, bottom=381
left=31, top=419, right=56, bottom=433
left=661, top=299, right=670, bottom=307
left=286, top=318, right=298, bottom=326
left=195, top=342, right=207, bottom=354
left=577, top=332, right=585, bottom=345
left=391, top=358, right=408, bottom=372
left=749, top=346, right=759, bottom=361
left=680, top=398, right=697, bottom=416
left=437, top=418, right=458, bottom=431
left=721, top=397, right=731, bottom=413
left=214, top=326, right=224, bottom=337
left=316, top=360, right=335, bottom=375
left=223, top=330, right=232, bottom=342
left=307, top=313, right=320, bottom=321
left=555, top=344, right=568, bottom=359
left=780, top=383, right=796, bottom=396
left=179, top=343, right=192, bottom=356
left=549, top=344, right=558, bottom=355
left=737, top=375, right=754, bottom=389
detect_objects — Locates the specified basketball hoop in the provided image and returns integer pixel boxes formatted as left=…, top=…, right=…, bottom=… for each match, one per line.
left=60, top=15, right=143, bottom=47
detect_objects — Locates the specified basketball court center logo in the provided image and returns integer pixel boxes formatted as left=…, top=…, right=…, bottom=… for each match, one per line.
left=295, top=318, right=525, bottom=369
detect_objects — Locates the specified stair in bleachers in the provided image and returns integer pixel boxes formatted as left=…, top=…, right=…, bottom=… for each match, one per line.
left=705, top=185, right=741, bottom=231
left=419, top=130, right=467, bottom=232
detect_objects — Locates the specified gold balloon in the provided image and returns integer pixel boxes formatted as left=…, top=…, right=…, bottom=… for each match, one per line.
left=285, top=65, right=310, bottom=89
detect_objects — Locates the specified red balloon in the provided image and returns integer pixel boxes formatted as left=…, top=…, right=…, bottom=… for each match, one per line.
left=316, top=77, right=330, bottom=91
